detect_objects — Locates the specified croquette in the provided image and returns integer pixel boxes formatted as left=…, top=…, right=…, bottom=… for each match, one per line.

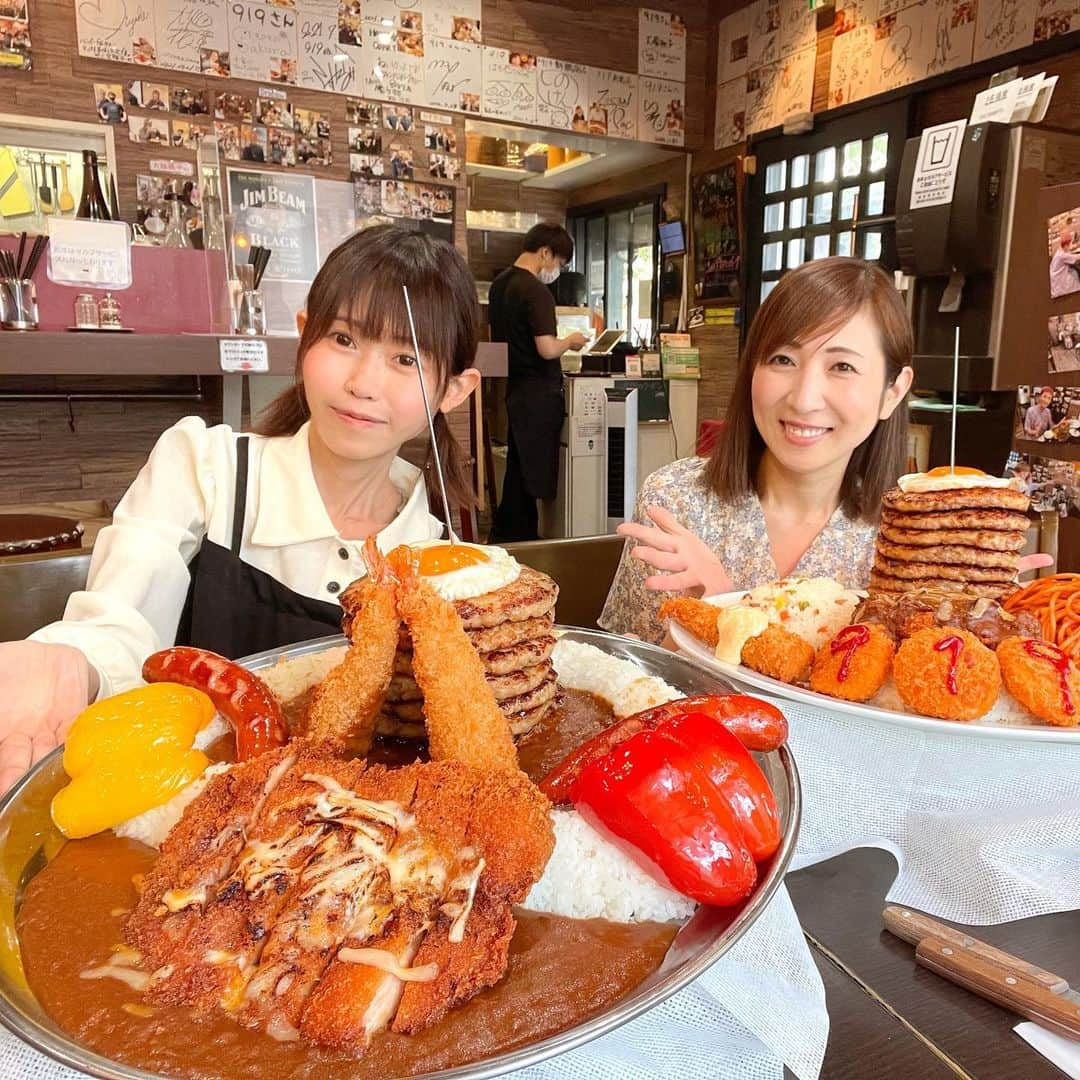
left=810, top=623, right=895, bottom=702
left=741, top=625, right=814, bottom=684
left=658, top=596, right=722, bottom=648
left=997, top=636, right=1080, bottom=727
left=892, top=627, right=1000, bottom=721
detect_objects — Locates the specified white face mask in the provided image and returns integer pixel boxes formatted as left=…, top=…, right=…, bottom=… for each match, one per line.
left=538, top=264, right=561, bottom=285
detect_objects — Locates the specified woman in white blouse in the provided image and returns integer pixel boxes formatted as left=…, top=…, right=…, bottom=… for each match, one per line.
left=0, top=225, right=482, bottom=791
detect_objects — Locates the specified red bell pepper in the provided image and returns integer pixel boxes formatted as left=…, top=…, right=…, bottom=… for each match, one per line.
left=539, top=694, right=788, bottom=805
left=568, top=710, right=782, bottom=906
left=657, top=711, right=781, bottom=862
left=571, top=730, right=758, bottom=907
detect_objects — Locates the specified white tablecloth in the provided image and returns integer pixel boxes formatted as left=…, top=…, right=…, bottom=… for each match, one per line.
left=774, top=695, right=1080, bottom=926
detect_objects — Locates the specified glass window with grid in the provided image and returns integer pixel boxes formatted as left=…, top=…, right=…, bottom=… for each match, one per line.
left=746, top=101, right=909, bottom=318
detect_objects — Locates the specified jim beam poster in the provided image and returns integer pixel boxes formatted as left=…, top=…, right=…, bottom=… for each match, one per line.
left=227, top=168, right=318, bottom=334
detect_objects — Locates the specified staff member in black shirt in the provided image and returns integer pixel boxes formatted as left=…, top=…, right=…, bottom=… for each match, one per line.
left=488, top=223, right=588, bottom=541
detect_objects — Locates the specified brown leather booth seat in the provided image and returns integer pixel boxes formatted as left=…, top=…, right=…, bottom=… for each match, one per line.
left=0, top=535, right=627, bottom=643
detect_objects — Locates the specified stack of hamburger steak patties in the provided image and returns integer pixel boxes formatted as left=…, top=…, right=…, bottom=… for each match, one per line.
left=345, top=565, right=560, bottom=740
left=871, top=470, right=1032, bottom=601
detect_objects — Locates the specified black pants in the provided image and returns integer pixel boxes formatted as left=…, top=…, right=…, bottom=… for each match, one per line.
left=489, top=435, right=539, bottom=542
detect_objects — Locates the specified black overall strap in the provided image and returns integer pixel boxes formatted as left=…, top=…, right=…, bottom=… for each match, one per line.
left=231, top=437, right=250, bottom=556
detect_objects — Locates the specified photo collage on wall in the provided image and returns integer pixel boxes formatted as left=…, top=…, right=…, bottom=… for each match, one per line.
left=72, top=0, right=679, bottom=148
left=98, top=75, right=332, bottom=169
left=347, top=100, right=457, bottom=241
left=1, top=0, right=31, bottom=70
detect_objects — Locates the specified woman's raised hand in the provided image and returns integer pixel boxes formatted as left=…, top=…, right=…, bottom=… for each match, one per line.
left=0, top=642, right=94, bottom=795
left=617, top=506, right=734, bottom=595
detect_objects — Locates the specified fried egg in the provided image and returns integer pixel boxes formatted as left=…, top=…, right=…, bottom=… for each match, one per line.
left=409, top=540, right=521, bottom=601
left=898, top=467, right=1021, bottom=494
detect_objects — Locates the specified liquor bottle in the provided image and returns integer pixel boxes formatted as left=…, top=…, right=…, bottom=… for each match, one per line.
left=163, top=188, right=191, bottom=249
left=75, top=150, right=111, bottom=220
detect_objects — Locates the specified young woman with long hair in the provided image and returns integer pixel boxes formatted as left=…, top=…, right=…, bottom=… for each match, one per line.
left=0, top=224, right=481, bottom=790
left=600, top=257, right=915, bottom=643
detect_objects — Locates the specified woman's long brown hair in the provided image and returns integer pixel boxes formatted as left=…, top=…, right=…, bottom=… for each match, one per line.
left=707, top=258, right=913, bottom=523
left=255, top=224, right=479, bottom=509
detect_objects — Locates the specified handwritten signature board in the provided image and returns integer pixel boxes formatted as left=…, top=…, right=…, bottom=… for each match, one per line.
left=74, top=0, right=682, bottom=147
left=715, top=0, right=1048, bottom=149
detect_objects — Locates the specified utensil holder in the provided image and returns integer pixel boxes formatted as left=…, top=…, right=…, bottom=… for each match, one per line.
left=236, top=289, right=266, bottom=336
left=1, top=279, right=39, bottom=330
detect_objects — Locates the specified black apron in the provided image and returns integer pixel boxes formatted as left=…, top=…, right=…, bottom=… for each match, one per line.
left=505, top=377, right=565, bottom=501
left=175, top=437, right=344, bottom=659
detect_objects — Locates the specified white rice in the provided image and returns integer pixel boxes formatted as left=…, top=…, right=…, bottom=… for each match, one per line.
left=115, top=762, right=232, bottom=849
left=551, top=639, right=681, bottom=717
left=258, top=646, right=348, bottom=702
left=524, top=809, right=695, bottom=923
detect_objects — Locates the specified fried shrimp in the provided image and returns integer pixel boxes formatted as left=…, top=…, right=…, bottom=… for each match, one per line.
left=892, top=627, right=1000, bottom=721
left=741, top=625, right=814, bottom=684
left=394, top=550, right=519, bottom=774
left=658, top=597, right=721, bottom=647
left=997, top=636, right=1080, bottom=727
left=810, top=624, right=895, bottom=702
left=303, top=538, right=400, bottom=753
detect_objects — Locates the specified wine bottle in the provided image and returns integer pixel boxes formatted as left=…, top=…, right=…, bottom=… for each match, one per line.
left=75, top=150, right=111, bottom=220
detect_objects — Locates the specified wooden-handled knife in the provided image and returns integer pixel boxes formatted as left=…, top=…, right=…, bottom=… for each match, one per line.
left=883, top=906, right=1080, bottom=1041
left=883, top=906, right=1068, bottom=992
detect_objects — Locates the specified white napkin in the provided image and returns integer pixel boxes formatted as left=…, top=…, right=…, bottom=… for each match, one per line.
left=762, top=694, right=1080, bottom=925
left=0, top=885, right=828, bottom=1080
left=1015, top=1022, right=1080, bottom=1079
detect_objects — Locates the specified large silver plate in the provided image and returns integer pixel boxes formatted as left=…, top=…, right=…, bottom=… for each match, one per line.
left=0, top=627, right=801, bottom=1079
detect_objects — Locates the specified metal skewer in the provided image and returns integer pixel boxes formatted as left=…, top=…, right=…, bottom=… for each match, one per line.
left=950, top=325, right=959, bottom=474
left=402, top=283, right=459, bottom=544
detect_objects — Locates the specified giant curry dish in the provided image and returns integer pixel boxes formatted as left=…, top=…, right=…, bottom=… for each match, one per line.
left=14, top=540, right=788, bottom=1077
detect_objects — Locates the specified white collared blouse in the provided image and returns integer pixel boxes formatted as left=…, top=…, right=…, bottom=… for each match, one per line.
left=30, top=417, right=442, bottom=698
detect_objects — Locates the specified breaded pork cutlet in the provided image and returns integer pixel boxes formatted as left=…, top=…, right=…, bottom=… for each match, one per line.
left=127, top=753, right=554, bottom=1054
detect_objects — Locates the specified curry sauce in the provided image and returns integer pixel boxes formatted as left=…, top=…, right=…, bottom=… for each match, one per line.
left=17, top=690, right=680, bottom=1078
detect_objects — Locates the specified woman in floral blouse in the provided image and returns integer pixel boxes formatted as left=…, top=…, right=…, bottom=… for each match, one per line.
left=600, top=258, right=913, bottom=644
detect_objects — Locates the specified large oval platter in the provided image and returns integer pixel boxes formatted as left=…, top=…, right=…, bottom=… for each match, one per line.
left=0, top=627, right=800, bottom=1080
left=669, top=594, right=1080, bottom=745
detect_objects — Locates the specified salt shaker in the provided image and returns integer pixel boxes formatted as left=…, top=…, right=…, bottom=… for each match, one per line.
left=98, top=293, right=122, bottom=328
left=74, top=294, right=99, bottom=329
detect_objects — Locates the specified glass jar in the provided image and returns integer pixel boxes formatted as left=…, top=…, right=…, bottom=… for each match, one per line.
left=98, top=293, right=122, bottom=328
left=74, top=294, right=99, bottom=329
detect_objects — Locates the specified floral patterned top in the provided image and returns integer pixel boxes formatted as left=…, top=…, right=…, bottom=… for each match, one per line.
left=598, top=456, right=877, bottom=645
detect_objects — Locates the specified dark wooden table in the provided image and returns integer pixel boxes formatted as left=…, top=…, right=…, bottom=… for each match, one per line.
left=786, top=848, right=1080, bottom=1079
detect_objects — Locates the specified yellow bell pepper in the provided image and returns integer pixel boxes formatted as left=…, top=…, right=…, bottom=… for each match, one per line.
left=51, top=683, right=216, bottom=840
